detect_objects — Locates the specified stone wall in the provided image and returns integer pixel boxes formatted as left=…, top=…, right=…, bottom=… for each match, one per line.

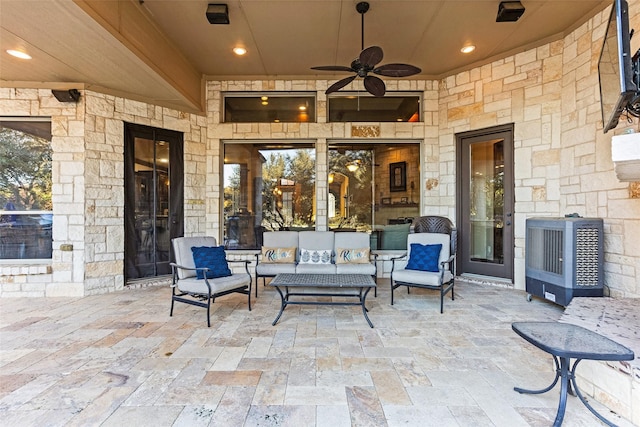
left=0, top=88, right=85, bottom=297
left=0, top=89, right=206, bottom=296
left=205, top=80, right=436, bottom=236
left=437, top=4, right=640, bottom=297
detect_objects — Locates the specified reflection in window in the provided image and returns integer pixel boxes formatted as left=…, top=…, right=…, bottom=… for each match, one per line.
left=223, top=141, right=421, bottom=250
left=328, top=148, right=373, bottom=230
left=328, top=143, right=420, bottom=233
left=224, top=144, right=315, bottom=249
left=224, top=94, right=316, bottom=123
left=328, top=93, right=421, bottom=122
left=0, top=118, right=53, bottom=259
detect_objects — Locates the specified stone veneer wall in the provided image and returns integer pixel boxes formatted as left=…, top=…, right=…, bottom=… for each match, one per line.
left=205, top=79, right=439, bottom=237
left=437, top=4, right=640, bottom=298
left=0, top=88, right=84, bottom=296
left=0, top=89, right=207, bottom=296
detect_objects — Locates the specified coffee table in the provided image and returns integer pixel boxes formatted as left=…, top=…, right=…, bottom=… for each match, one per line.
left=512, top=321, right=635, bottom=427
left=268, top=273, right=376, bottom=328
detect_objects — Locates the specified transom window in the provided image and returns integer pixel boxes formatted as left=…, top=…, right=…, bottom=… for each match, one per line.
left=223, top=93, right=316, bottom=123
left=328, top=93, right=421, bottom=122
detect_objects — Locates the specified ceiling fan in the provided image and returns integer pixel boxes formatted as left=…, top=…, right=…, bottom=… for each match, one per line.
left=311, top=1, right=421, bottom=97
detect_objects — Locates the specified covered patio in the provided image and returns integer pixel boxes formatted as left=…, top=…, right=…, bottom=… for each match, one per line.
left=0, top=279, right=634, bottom=426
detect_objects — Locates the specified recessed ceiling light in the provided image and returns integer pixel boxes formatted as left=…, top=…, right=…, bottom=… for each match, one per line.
left=6, top=49, right=31, bottom=59
left=461, top=45, right=476, bottom=54
left=299, top=105, right=306, bottom=111
left=233, top=47, right=247, bottom=56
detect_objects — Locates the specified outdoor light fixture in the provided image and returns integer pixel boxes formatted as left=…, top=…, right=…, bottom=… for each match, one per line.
left=51, top=89, right=80, bottom=103
left=206, top=4, right=229, bottom=24
left=496, top=1, right=525, bottom=22
left=346, top=161, right=360, bottom=172
left=461, top=45, right=476, bottom=54
left=6, top=49, right=31, bottom=59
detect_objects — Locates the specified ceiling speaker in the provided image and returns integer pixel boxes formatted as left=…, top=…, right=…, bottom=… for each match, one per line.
left=496, top=1, right=525, bottom=22
left=51, top=89, right=80, bottom=103
left=206, top=4, right=229, bottom=24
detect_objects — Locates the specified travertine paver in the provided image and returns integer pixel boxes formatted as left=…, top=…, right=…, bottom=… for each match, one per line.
left=0, top=279, right=634, bottom=426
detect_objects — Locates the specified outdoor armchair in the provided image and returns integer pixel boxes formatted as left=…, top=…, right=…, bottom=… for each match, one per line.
left=390, top=231, right=455, bottom=313
left=170, top=236, right=251, bottom=327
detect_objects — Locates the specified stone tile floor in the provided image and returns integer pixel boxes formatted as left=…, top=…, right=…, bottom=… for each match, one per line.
left=0, top=279, right=635, bottom=427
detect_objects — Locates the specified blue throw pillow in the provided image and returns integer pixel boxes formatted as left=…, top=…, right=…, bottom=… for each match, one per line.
left=405, top=243, right=442, bottom=273
left=191, top=246, right=232, bottom=279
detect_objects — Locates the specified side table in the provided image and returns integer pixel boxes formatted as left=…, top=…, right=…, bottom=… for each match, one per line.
left=512, top=321, right=635, bottom=427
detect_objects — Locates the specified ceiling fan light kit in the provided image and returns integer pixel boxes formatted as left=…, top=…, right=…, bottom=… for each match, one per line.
left=496, top=1, right=525, bottom=22
left=311, top=1, right=421, bottom=97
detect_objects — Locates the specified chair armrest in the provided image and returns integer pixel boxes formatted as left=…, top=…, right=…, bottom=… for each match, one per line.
left=390, top=252, right=408, bottom=272
left=227, top=259, right=251, bottom=275
left=439, top=255, right=455, bottom=267
left=390, top=252, right=407, bottom=261
left=170, top=262, right=208, bottom=273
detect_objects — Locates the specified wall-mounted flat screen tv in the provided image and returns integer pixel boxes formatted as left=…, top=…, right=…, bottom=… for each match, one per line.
left=598, top=0, right=638, bottom=133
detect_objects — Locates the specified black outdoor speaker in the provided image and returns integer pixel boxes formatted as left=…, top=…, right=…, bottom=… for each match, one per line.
left=206, top=4, right=229, bottom=24
left=496, top=1, right=525, bottom=22
left=51, top=89, right=81, bottom=103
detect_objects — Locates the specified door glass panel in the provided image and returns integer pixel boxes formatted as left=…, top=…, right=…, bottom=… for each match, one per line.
left=134, top=137, right=171, bottom=276
left=469, top=139, right=504, bottom=264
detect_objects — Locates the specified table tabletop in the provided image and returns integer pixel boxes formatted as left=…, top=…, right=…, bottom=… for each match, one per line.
left=512, top=321, right=635, bottom=361
left=270, top=273, right=376, bottom=288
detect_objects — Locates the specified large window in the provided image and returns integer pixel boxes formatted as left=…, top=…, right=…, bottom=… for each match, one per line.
left=329, top=142, right=420, bottom=232
left=224, top=143, right=315, bottom=248
left=223, top=140, right=420, bottom=250
left=0, top=118, right=52, bottom=260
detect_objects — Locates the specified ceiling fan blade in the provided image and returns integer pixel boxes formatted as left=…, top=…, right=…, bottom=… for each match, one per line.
left=311, top=65, right=355, bottom=72
left=373, top=63, right=422, bottom=77
left=359, top=46, right=383, bottom=68
left=326, top=75, right=357, bottom=94
left=364, top=75, right=386, bottom=97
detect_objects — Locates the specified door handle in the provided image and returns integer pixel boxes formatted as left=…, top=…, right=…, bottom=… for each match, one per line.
left=506, top=212, right=512, bottom=226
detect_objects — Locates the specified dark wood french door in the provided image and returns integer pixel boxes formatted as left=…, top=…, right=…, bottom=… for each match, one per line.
left=456, top=124, right=514, bottom=280
left=124, top=123, right=184, bottom=280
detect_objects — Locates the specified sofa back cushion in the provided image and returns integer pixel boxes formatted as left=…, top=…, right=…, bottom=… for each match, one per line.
left=334, top=231, right=369, bottom=251
left=298, top=231, right=334, bottom=251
